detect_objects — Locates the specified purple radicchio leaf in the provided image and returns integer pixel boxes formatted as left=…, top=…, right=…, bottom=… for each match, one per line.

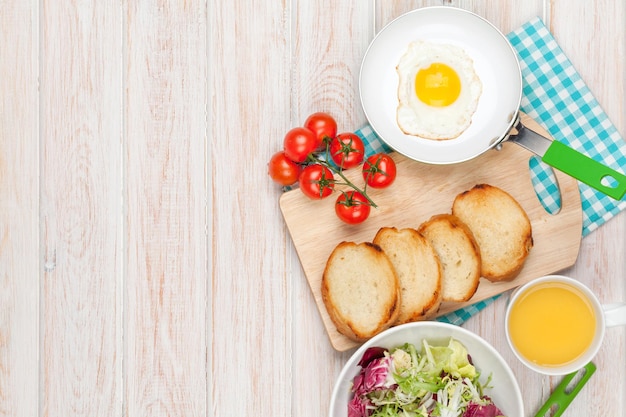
left=348, top=347, right=392, bottom=417
left=352, top=356, right=392, bottom=396
left=463, top=400, right=505, bottom=417
left=348, top=392, right=372, bottom=417
left=358, top=347, right=387, bottom=367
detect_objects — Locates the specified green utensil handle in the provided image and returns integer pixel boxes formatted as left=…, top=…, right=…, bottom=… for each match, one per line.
left=534, top=362, right=597, bottom=417
left=543, top=140, right=626, bottom=200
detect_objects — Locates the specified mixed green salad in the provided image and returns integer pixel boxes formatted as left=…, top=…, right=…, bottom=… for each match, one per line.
left=348, top=338, right=506, bottom=417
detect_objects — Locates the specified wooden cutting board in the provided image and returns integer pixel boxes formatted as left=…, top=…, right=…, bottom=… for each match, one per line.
left=279, top=117, right=583, bottom=351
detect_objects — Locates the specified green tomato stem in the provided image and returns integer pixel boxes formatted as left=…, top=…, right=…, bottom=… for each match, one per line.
left=305, top=149, right=378, bottom=208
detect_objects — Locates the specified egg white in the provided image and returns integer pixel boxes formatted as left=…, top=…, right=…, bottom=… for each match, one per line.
left=396, top=41, right=482, bottom=140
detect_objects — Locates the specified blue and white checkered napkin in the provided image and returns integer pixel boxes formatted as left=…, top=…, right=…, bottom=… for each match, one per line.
left=355, top=18, right=626, bottom=325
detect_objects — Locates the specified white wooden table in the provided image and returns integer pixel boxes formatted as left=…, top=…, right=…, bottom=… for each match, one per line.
left=1, top=1, right=624, bottom=416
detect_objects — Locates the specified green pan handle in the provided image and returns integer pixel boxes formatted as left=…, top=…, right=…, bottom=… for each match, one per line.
left=534, top=362, right=597, bottom=417
left=543, top=140, right=626, bottom=200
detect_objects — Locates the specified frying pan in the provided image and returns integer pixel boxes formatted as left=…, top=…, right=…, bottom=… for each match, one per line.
left=359, top=7, right=626, bottom=200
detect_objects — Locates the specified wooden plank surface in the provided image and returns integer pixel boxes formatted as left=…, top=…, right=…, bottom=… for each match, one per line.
left=124, top=2, right=208, bottom=416
left=39, top=2, right=122, bottom=416
left=208, top=1, right=294, bottom=416
left=0, top=1, right=39, bottom=417
left=0, top=1, right=624, bottom=416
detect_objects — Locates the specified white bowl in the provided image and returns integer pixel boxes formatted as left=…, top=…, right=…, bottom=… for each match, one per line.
left=328, top=322, right=524, bottom=417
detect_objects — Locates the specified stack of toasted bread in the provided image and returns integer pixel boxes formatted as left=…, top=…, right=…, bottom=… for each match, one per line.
left=321, top=184, right=533, bottom=342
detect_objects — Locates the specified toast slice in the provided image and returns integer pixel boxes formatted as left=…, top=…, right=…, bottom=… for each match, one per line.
left=452, top=184, right=533, bottom=282
left=373, top=227, right=442, bottom=324
left=321, top=241, right=401, bottom=342
left=418, top=214, right=481, bottom=302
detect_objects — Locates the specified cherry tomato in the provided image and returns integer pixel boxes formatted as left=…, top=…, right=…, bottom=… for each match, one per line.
left=362, top=153, right=397, bottom=189
left=268, top=151, right=300, bottom=186
left=335, top=191, right=371, bottom=224
left=284, top=127, right=318, bottom=163
left=304, top=112, right=337, bottom=148
left=329, top=132, right=365, bottom=170
left=298, top=164, right=335, bottom=199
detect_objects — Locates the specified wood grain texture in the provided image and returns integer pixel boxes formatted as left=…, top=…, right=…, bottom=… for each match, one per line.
left=0, top=1, right=39, bottom=416
left=0, top=1, right=624, bottom=416
left=208, top=1, right=293, bottom=416
left=124, top=1, right=207, bottom=416
left=40, top=1, right=122, bottom=416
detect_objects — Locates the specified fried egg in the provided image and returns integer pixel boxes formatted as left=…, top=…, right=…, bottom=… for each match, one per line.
left=396, top=41, right=482, bottom=140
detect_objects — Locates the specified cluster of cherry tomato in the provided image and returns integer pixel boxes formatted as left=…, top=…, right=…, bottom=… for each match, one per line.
left=268, top=112, right=397, bottom=224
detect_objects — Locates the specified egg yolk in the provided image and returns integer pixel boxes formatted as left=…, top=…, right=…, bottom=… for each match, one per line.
left=415, top=63, right=461, bottom=107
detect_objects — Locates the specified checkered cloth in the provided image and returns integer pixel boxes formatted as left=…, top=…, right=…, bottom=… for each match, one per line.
left=354, top=18, right=626, bottom=325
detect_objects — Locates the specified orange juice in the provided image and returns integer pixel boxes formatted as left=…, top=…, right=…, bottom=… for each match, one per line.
left=507, top=281, right=597, bottom=367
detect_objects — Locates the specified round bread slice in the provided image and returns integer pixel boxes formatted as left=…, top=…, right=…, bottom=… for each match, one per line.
left=418, top=214, right=481, bottom=302
left=372, top=227, right=442, bottom=324
left=452, top=184, right=533, bottom=282
left=321, top=241, right=401, bottom=342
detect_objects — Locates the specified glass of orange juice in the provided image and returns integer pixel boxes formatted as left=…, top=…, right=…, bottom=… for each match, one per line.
left=505, top=275, right=626, bottom=375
